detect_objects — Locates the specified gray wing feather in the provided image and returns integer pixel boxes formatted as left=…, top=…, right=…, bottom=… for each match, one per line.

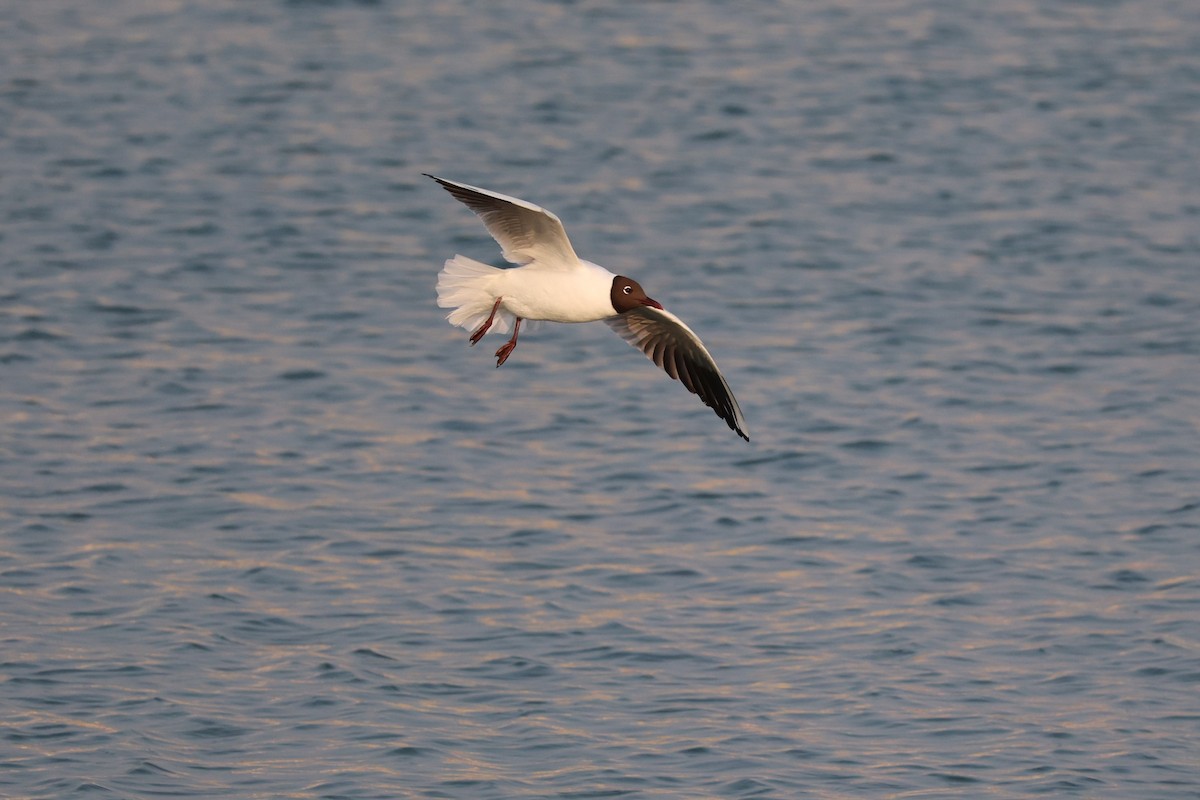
left=606, top=306, right=749, bottom=441
left=426, top=174, right=581, bottom=269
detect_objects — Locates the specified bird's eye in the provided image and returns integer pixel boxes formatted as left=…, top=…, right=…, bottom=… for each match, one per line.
left=623, top=285, right=633, bottom=294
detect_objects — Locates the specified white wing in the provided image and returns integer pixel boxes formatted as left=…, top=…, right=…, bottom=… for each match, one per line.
left=426, top=175, right=581, bottom=270
left=606, top=305, right=749, bottom=441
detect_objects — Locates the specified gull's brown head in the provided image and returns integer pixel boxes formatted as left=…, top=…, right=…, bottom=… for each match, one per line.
left=610, top=275, right=663, bottom=314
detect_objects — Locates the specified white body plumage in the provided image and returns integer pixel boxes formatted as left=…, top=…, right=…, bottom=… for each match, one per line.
left=437, top=256, right=616, bottom=335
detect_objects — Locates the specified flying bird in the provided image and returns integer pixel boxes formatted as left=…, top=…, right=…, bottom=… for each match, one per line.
left=426, top=174, right=749, bottom=441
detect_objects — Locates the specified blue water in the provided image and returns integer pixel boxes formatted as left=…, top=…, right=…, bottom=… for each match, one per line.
left=3, top=1, right=1199, bottom=797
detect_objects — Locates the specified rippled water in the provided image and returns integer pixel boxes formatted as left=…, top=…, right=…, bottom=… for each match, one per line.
left=3, top=1, right=1199, bottom=797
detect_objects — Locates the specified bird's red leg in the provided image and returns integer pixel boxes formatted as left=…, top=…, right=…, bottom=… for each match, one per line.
left=469, top=297, right=503, bottom=345
left=494, top=317, right=522, bottom=367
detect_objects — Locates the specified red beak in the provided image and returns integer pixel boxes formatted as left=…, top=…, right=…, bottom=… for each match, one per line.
left=641, top=297, right=664, bottom=310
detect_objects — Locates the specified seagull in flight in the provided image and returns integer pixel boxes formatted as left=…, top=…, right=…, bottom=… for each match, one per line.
left=427, top=174, right=749, bottom=441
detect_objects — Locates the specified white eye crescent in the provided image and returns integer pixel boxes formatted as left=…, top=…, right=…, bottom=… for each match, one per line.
left=623, top=285, right=632, bottom=294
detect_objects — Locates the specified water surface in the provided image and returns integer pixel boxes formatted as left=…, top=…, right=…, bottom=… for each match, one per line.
left=2, top=1, right=1199, bottom=797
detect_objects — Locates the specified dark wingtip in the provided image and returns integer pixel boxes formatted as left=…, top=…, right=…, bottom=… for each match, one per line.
left=424, top=173, right=457, bottom=190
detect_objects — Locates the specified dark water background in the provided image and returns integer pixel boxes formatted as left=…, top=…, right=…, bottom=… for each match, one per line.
left=3, top=1, right=1199, bottom=797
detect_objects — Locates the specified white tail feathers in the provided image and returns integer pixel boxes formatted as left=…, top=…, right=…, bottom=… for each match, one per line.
left=436, top=255, right=513, bottom=336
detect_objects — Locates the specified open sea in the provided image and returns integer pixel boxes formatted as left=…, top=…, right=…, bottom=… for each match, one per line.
left=2, top=1, right=1199, bottom=797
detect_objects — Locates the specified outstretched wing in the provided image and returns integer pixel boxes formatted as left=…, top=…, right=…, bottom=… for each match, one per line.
left=606, top=305, right=749, bottom=441
left=425, top=174, right=581, bottom=270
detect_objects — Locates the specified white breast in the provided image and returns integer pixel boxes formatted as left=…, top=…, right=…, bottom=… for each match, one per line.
left=496, top=261, right=617, bottom=323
